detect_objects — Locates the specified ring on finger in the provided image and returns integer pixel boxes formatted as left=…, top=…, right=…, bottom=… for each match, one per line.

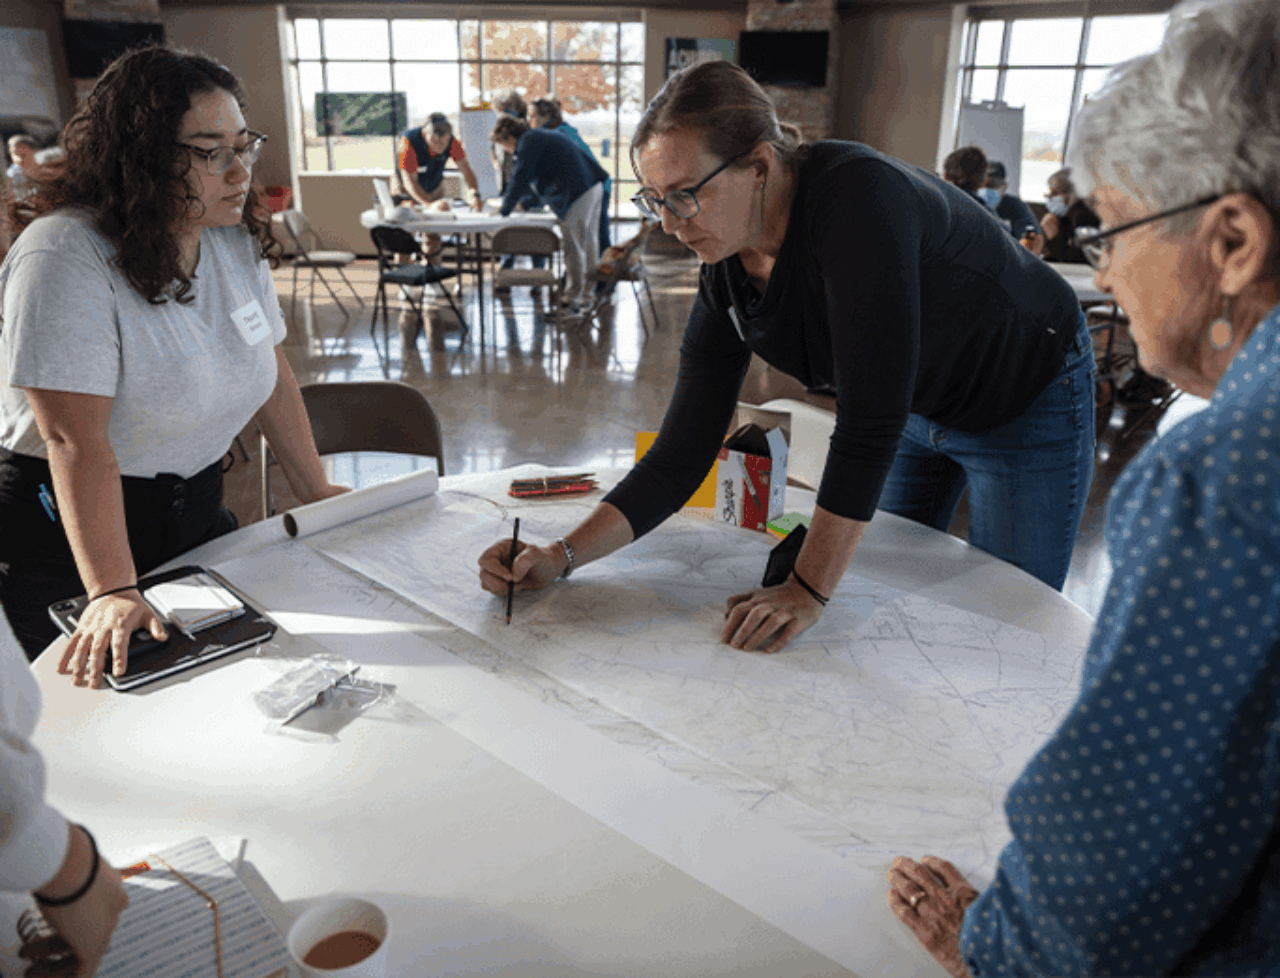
left=909, top=891, right=926, bottom=909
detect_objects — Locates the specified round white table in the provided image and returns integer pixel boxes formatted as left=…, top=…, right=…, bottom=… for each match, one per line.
left=18, top=467, right=1094, bottom=978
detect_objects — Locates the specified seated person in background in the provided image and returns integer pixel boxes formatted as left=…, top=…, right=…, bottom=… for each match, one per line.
left=1040, top=167, right=1101, bottom=263
left=2, top=606, right=129, bottom=974
left=979, top=160, right=1043, bottom=254
left=941, top=144, right=988, bottom=198
left=0, top=47, right=347, bottom=672
left=531, top=96, right=612, bottom=253
left=888, top=1, right=1280, bottom=972
left=596, top=219, right=654, bottom=276
left=492, top=114, right=608, bottom=312
left=5, top=135, right=42, bottom=203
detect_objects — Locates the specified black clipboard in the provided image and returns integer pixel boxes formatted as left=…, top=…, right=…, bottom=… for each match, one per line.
left=47, top=565, right=276, bottom=691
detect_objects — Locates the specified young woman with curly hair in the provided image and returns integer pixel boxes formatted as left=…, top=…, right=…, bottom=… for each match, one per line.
left=0, top=46, right=347, bottom=675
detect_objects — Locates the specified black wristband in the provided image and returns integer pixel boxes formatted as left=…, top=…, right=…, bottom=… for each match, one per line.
left=790, top=569, right=829, bottom=607
left=34, top=826, right=100, bottom=908
left=88, top=583, right=139, bottom=604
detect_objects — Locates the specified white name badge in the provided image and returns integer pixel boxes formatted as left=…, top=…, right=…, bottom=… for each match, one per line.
left=230, top=299, right=272, bottom=346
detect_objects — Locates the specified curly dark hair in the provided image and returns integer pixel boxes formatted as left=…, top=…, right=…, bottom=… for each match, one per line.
left=25, top=46, right=279, bottom=305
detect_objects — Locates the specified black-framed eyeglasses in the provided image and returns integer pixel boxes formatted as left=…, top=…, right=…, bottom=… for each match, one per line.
left=631, top=151, right=749, bottom=221
left=1073, top=193, right=1222, bottom=270
left=177, top=131, right=268, bottom=176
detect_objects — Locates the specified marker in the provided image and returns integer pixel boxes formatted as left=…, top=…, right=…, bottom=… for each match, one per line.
left=37, top=483, right=57, bottom=523
left=506, top=518, right=520, bottom=625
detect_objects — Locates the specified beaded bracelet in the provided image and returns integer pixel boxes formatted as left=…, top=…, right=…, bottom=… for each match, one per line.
left=88, top=583, right=140, bottom=603
left=35, top=825, right=100, bottom=908
left=791, top=569, right=829, bottom=607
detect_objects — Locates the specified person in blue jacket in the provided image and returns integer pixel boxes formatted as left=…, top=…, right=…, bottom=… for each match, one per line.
left=492, top=114, right=608, bottom=310
left=531, top=97, right=612, bottom=253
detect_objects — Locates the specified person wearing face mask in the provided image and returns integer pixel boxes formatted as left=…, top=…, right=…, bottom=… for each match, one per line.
left=0, top=47, right=347, bottom=676
left=478, top=61, right=1094, bottom=655
left=979, top=161, right=1042, bottom=255
left=1040, top=168, right=1101, bottom=263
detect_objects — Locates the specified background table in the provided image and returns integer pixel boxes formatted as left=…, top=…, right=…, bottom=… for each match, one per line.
left=14, top=468, right=1094, bottom=978
left=360, top=207, right=559, bottom=348
left=1045, top=260, right=1109, bottom=306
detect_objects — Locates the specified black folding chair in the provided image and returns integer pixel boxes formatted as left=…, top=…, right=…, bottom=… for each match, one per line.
left=369, top=225, right=468, bottom=360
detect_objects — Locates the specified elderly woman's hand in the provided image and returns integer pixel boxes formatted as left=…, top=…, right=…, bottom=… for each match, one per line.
left=58, top=590, right=167, bottom=689
left=887, top=856, right=980, bottom=978
left=721, top=577, right=823, bottom=653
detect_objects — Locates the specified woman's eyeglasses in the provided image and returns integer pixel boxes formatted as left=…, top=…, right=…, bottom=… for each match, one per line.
left=1073, top=193, right=1222, bottom=270
left=632, top=151, right=749, bottom=221
left=177, top=132, right=268, bottom=176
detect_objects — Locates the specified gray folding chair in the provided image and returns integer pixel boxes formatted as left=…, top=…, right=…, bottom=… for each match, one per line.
left=278, top=209, right=364, bottom=322
left=489, top=225, right=562, bottom=327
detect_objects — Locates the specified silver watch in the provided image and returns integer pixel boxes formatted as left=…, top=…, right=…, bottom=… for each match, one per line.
left=554, top=537, right=576, bottom=579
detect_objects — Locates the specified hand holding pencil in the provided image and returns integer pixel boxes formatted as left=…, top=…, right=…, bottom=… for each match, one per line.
left=476, top=532, right=567, bottom=604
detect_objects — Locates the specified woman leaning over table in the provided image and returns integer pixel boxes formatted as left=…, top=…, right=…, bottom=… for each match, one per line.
left=479, top=60, right=1094, bottom=653
left=0, top=47, right=345, bottom=676
left=886, top=1, right=1280, bottom=974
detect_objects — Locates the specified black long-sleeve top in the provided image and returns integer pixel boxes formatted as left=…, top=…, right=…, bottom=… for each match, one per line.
left=604, top=141, right=1081, bottom=537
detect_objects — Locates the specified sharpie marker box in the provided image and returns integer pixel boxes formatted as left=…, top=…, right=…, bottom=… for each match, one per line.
left=715, top=423, right=788, bottom=532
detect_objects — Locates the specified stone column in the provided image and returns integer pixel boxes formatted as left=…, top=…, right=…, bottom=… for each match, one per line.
left=745, top=0, right=838, bottom=141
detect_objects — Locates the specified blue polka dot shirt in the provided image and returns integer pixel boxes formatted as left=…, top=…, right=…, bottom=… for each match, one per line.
left=960, top=303, right=1280, bottom=976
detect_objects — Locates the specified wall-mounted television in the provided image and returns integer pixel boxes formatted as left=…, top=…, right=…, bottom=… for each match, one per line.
left=737, top=30, right=829, bottom=88
left=62, top=20, right=165, bottom=79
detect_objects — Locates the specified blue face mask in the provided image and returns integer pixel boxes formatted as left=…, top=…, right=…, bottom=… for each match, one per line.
left=1046, top=195, right=1070, bottom=217
left=977, top=187, right=1003, bottom=208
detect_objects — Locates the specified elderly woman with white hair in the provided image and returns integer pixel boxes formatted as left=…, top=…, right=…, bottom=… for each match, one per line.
left=885, top=0, right=1280, bottom=974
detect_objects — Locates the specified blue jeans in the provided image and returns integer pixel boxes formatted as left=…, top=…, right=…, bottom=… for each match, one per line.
left=876, top=311, right=1095, bottom=591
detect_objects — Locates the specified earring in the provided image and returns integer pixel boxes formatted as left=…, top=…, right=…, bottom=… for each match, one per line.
left=1207, top=297, right=1234, bottom=351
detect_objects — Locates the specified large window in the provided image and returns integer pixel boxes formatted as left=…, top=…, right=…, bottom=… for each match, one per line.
left=288, top=16, right=645, bottom=219
left=956, top=11, right=1169, bottom=201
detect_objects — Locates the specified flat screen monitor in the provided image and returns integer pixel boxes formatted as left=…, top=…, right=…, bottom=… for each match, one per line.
left=737, top=31, right=829, bottom=87
left=62, top=20, right=165, bottom=79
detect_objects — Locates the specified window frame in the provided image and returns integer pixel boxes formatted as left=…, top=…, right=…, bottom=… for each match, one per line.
left=287, top=13, right=644, bottom=220
left=955, top=2, right=1175, bottom=196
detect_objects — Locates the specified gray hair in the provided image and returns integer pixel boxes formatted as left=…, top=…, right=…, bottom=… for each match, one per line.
left=1067, top=0, right=1280, bottom=233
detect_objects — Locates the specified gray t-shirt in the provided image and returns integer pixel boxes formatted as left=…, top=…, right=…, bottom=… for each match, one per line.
left=0, top=209, right=287, bottom=479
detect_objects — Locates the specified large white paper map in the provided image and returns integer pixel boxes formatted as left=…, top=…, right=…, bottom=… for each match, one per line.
left=306, top=471, right=1087, bottom=881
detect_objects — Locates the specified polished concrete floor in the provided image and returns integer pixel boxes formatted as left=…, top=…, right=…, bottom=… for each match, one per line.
left=223, top=234, right=1161, bottom=621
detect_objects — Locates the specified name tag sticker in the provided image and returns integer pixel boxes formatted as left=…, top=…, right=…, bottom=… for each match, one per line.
left=230, top=300, right=271, bottom=346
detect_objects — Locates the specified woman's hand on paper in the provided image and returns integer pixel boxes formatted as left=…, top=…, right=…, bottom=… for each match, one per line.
left=886, top=855, right=979, bottom=978
left=721, top=577, right=822, bottom=653
left=38, top=824, right=129, bottom=976
left=58, top=591, right=167, bottom=689
left=478, top=540, right=565, bottom=595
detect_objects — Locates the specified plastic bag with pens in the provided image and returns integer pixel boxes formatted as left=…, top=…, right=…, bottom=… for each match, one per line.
left=252, top=654, right=389, bottom=738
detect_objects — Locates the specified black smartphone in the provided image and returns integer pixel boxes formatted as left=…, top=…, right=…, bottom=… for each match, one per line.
left=762, top=524, right=808, bottom=588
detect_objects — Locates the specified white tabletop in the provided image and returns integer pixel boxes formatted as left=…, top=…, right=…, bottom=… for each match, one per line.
left=19, top=467, right=1094, bottom=978
left=359, top=207, right=559, bottom=235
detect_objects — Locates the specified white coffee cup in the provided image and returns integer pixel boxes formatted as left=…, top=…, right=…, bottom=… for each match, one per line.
left=287, top=897, right=390, bottom=978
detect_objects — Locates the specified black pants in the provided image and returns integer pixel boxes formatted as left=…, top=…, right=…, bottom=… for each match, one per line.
left=0, top=451, right=238, bottom=659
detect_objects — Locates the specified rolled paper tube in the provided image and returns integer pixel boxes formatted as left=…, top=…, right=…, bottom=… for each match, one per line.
left=282, top=470, right=439, bottom=539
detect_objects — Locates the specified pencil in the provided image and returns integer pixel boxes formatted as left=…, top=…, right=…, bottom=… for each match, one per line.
left=506, top=517, right=520, bottom=624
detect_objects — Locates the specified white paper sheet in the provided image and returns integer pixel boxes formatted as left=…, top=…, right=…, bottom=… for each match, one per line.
left=98, top=837, right=290, bottom=978
left=304, top=477, right=1086, bottom=881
